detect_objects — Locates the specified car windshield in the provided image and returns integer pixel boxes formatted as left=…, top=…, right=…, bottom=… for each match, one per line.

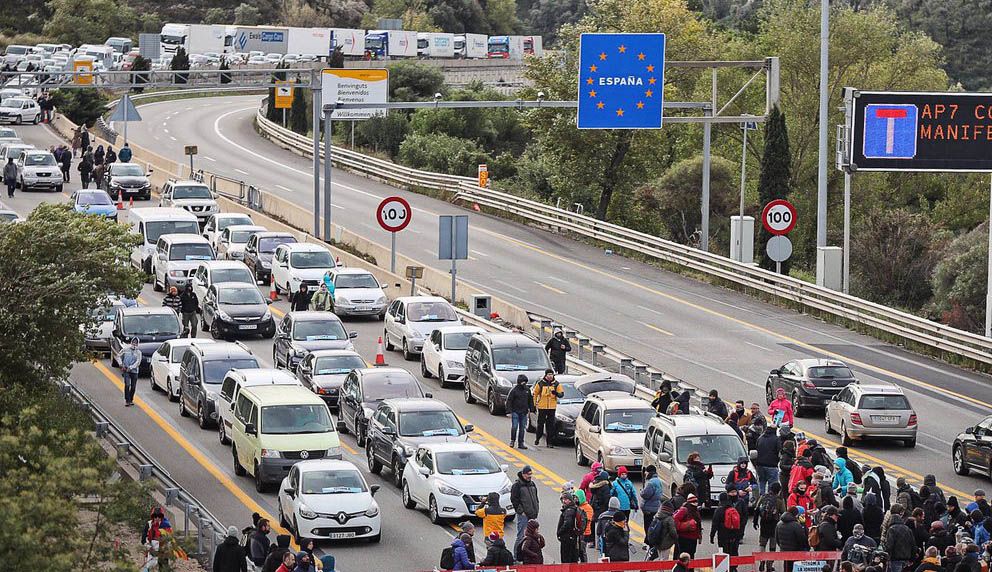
left=334, top=273, right=379, bottom=289
left=218, top=215, right=252, bottom=230
left=258, top=236, right=295, bottom=253
left=91, top=305, right=121, bottom=321
left=436, top=450, right=501, bottom=475
left=0, top=212, right=17, bottom=223
left=145, top=221, right=200, bottom=243
left=211, top=268, right=253, bottom=284
left=493, top=347, right=550, bottom=371
left=112, top=164, right=144, bottom=176
left=399, top=409, right=462, bottom=437
left=6, top=46, right=28, bottom=55
left=314, top=355, right=366, bottom=375
left=360, top=374, right=423, bottom=401
left=558, top=383, right=584, bottom=404
left=261, top=404, right=334, bottom=434
left=443, top=332, right=475, bottom=351
left=122, top=313, right=180, bottom=336
left=218, top=287, right=263, bottom=305
left=170, top=345, right=191, bottom=361
left=4, top=147, right=28, bottom=161
left=76, top=191, right=112, bottom=206
left=301, top=470, right=367, bottom=494
left=603, top=409, right=653, bottom=432
left=676, top=434, right=747, bottom=465
left=407, top=302, right=458, bottom=322
left=229, top=230, right=257, bottom=243
left=293, top=319, right=347, bottom=341
left=291, top=251, right=333, bottom=268
left=173, top=185, right=212, bottom=199
left=809, top=366, right=854, bottom=378
left=0, top=128, right=14, bottom=137
left=858, top=394, right=911, bottom=410
left=25, top=153, right=56, bottom=166
left=203, top=357, right=258, bottom=384
left=169, top=243, right=213, bottom=261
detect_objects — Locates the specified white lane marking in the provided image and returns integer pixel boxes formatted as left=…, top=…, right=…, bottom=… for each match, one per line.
left=743, top=340, right=774, bottom=353
left=169, top=136, right=177, bottom=141
left=470, top=249, right=488, bottom=257
left=234, top=168, right=249, bottom=175
left=332, top=203, right=346, bottom=210
left=163, top=128, right=169, bottom=134
left=495, top=280, right=526, bottom=293
left=185, top=106, right=193, bottom=111
left=547, top=275, right=569, bottom=284
left=202, top=156, right=216, bottom=162
left=275, top=184, right=294, bottom=193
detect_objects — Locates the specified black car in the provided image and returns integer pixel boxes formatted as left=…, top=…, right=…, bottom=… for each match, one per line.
left=200, top=283, right=275, bottom=340
left=338, top=367, right=430, bottom=448
left=766, top=358, right=857, bottom=416
left=273, top=311, right=357, bottom=372
left=527, top=372, right=637, bottom=444
left=953, top=415, right=992, bottom=478
left=296, top=349, right=368, bottom=409
left=109, top=306, right=181, bottom=374
left=366, top=398, right=472, bottom=486
left=243, top=231, right=296, bottom=284
left=103, top=162, right=152, bottom=200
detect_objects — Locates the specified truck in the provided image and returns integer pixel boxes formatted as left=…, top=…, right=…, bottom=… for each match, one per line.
left=364, top=30, right=417, bottom=59
left=76, top=44, right=115, bottom=70
left=487, top=35, right=543, bottom=59
left=330, top=28, right=366, bottom=57
left=417, top=32, right=455, bottom=58
left=160, top=23, right=189, bottom=55
left=234, top=26, right=289, bottom=56
left=185, top=24, right=226, bottom=55
left=104, top=37, right=133, bottom=54
left=287, top=27, right=332, bottom=58
left=454, top=33, right=487, bottom=59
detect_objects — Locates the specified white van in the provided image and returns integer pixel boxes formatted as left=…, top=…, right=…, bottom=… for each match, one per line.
left=127, top=207, right=201, bottom=275
left=217, top=368, right=301, bottom=445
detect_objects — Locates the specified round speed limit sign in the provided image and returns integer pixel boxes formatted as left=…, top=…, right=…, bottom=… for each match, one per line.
left=761, top=199, right=797, bottom=235
left=376, top=196, right=412, bottom=233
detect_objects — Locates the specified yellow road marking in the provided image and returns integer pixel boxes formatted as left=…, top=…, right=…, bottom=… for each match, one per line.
left=639, top=321, right=674, bottom=336
left=340, top=441, right=358, bottom=455
left=136, top=296, right=148, bottom=304
left=535, top=281, right=566, bottom=295
left=476, top=228, right=992, bottom=410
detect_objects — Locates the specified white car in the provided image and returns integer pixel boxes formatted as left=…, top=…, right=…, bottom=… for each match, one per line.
left=264, top=53, right=282, bottom=63
left=326, top=267, right=388, bottom=319
left=202, top=212, right=255, bottom=249
left=190, top=260, right=256, bottom=304
left=278, top=460, right=381, bottom=542
left=217, top=225, right=266, bottom=261
left=17, top=150, right=63, bottom=192
left=0, top=208, right=23, bottom=223
left=247, top=56, right=266, bottom=65
left=0, top=142, right=33, bottom=164
left=402, top=442, right=513, bottom=524
left=0, top=97, right=40, bottom=124
left=152, top=234, right=216, bottom=292
left=384, top=296, right=463, bottom=360
left=159, top=179, right=219, bottom=225
left=421, top=326, right=485, bottom=387
left=272, top=242, right=336, bottom=296
left=150, top=338, right=217, bottom=400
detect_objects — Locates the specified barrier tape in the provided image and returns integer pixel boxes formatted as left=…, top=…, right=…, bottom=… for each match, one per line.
left=421, top=551, right=842, bottom=572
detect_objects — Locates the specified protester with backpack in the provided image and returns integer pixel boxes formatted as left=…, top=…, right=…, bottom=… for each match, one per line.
left=674, top=494, right=703, bottom=558
left=646, top=502, right=679, bottom=561
left=611, top=466, right=639, bottom=518
left=557, top=492, right=581, bottom=563
left=885, top=510, right=918, bottom=572
left=575, top=490, right=594, bottom=562
left=755, top=482, right=787, bottom=572
left=898, top=478, right=923, bottom=513
left=776, top=507, right=810, bottom=572
left=641, top=465, right=665, bottom=531
left=814, top=506, right=844, bottom=551
left=711, top=492, right=744, bottom=570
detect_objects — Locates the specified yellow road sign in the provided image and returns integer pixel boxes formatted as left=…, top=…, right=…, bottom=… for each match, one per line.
left=73, top=60, right=93, bottom=85
left=275, top=80, right=294, bottom=109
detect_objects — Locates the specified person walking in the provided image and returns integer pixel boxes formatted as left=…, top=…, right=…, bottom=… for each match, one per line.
left=674, top=494, right=703, bottom=558
left=94, top=144, right=105, bottom=166
left=641, top=465, right=664, bottom=532
left=711, top=492, right=744, bottom=569
left=754, top=482, right=787, bottom=572
left=532, top=369, right=563, bottom=448
left=78, top=152, right=93, bottom=189
left=557, top=492, right=581, bottom=563
left=213, top=526, right=247, bottom=572
left=163, top=286, right=181, bottom=316
left=71, top=127, right=82, bottom=157
left=60, top=147, right=71, bottom=182
left=519, top=519, right=545, bottom=564
left=506, top=374, right=532, bottom=449
left=179, top=283, right=199, bottom=337
left=119, top=337, right=142, bottom=406
left=768, top=387, right=795, bottom=426
left=603, top=512, right=631, bottom=562
left=3, top=158, right=16, bottom=198
left=646, top=502, right=679, bottom=561
left=545, top=328, right=571, bottom=374
left=511, top=465, right=539, bottom=560
left=105, top=145, right=117, bottom=165
left=756, top=424, right=782, bottom=495
left=119, top=143, right=133, bottom=163
left=310, top=283, right=333, bottom=311
left=290, top=283, right=311, bottom=311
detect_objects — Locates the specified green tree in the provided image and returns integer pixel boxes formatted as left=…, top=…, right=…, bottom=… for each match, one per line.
left=355, top=113, right=410, bottom=158
left=138, top=11, right=161, bottom=34
left=756, top=105, right=791, bottom=272
left=386, top=60, right=446, bottom=101
left=398, top=132, right=489, bottom=176
left=427, top=0, right=488, bottom=33
left=290, top=87, right=309, bottom=134
left=202, top=7, right=229, bottom=24
left=47, top=89, right=108, bottom=127
left=170, top=46, right=190, bottom=84
left=486, top=0, right=520, bottom=34
left=234, top=2, right=263, bottom=24
left=525, top=0, right=584, bottom=43
left=130, top=54, right=151, bottom=92
left=282, top=0, right=334, bottom=26
left=44, top=0, right=136, bottom=46
left=930, top=224, right=987, bottom=332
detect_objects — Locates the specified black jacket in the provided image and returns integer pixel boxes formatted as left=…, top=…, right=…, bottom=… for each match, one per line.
left=61, top=152, right=71, bottom=169
left=603, top=522, right=630, bottom=562
left=707, top=398, right=729, bottom=419
left=755, top=427, right=781, bottom=467
left=213, top=536, right=248, bottom=572
left=652, top=390, right=673, bottom=413
left=179, top=289, right=199, bottom=313
left=505, top=383, right=533, bottom=414
left=558, top=504, right=579, bottom=540
left=710, top=495, right=744, bottom=547
left=775, top=512, right=809, bottom=551
left=248, top=529, right=270, bottom=566
left=511, top=472, right=539, bottom=518
left=589, top=476, right=612, bottom=515
left=545, top=335, right=571, bottom=360
left=817, top=517, right=843, bottom=551
left=480, top=538, right=514, bottom=566
left=885, top=516, right=917, bottom=561
left=290, top=290, right=311, bottom=311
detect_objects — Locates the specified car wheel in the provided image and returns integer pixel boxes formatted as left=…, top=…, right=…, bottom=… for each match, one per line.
left=197, top=402, right=210, bottom=429
left=384, top=330, right=394, bottom=351
left=421, top=356, right=432, bottom=378
left=824, top=412, right=834, bottom=434
left=953, top=446, right=969, bottom=475
left=402, top=481, right=416, bottom=509
left=463, top=380, right=475, bottom=404
left=437, top=366, right=448, bottom=389
left=355, top=418, right=366, bottom=447
left=201, top=315, right=209, bottom=332
left=14, top=115, right=21, bottom=125
left=377, top=311, right=385, bottom=321
left=167, top=379, right=178, bottom=402
left=152, top=274, right=163, bottom=292
left=487, top=388, right=505, bottom=416
left=111, top=350, right=119, bottom=367
left=402, top=338, right=414, bottom=361
left=575, top=440, right=588, bottom=466
left=56, top=185, right=62, bottom=194
left=841, top=421, right=853, bottom=447
left=210, top=325, right=223, bottom=340
left=367, top=445, right=382, bottom=474
left=150, top=372, right=157, bottom=391
left=392, top=456, right=404, bottom=487
left=254, top=461, right=267, bottom=493
left=791, top=392, right=804, bottom=418
left=218, top=420, right=229, bottom=445
left=232, top=445, right=246, bottom=476
left=905, top=437, right=916, bottom=448
left=597, top=452, right=606, bottom=471
left=765, top=384, right=774, bottom=405
left=179, top=394, right=189, bottom=417
left=369, top=532, right=381, bottom=543
left=32, top=114, right=39, bottom=125
left=278, top=500, right=288, bottom=529
left=428, top=495, right=441, bottom=524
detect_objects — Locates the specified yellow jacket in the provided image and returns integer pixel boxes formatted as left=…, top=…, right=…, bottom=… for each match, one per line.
left=474, top=507, right=506, bottom=539
left=533, top=380, right=563, bottom=410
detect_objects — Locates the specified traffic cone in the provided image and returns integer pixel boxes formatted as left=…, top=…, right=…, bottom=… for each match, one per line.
left=335, top=256, right=341, bottom=266
left=374, top=337, right=387, bottom=366
left=116, top=195, right=123, bottom=210
left=472, top=204, right=481, bottom=212
left=127, top=196, right=133, bottom=208
left=269, top=274, right=279, bottom=301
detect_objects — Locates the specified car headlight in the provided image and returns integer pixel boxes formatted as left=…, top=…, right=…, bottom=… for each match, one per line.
left=375, top=296, right=387, bottom=304
left=403, top=444, right=416, bottom=457
left=496, top=376, right=512, bottom=387
left=141, top=181, right=150, bottom=188
left=365, top=502, right=380, bottom=517
left=446, top=360, right=464, bottom=369
left=299, top=504, right=317, bottom=519
left=325, top=446, right=342, bottom=459
left=260, top=448, right=282, bottom=458
left=410, top=330, right=423, bottom=339
left=262, top=309, right=271, bottom=320
left=345, top=342, right=354, bottom=351
left=168, top=270, right=185, bottom=277
left=610, top=446, right=634, bottom=456
left=336, top=296, right=351, bottom=305
left=260, top=260, right=271, bottom=269
left=498, top=482, right=512, bottom=496
left=556, top=413, right=573, bottom=423
left=205, top=390, right=217, bottom=402
left=216, top=309, right=231, bottom=321
left=436, top=481, right=463, bottom=496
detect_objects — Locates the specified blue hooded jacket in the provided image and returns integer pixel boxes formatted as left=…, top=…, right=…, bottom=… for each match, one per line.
left=451, top=537, right=474, bottom=570
left=611, top=476, right=638, bottom=511
left=832, top=458, right=853, bottom=491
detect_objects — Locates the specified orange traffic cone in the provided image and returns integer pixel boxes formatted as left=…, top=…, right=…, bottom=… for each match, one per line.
left=335, top=256, right=341, bottom=266
left=472, top=204, right=481, bottom=212
left=116, top=195, right=123, bottom=210
left=374, top=337, right=387, bottom=366
left=269, top=274, right=279, bottom=301
left=127, top=196, right=133, bottom=208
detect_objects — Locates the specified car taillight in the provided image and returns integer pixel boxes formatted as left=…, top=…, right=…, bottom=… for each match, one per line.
left=908, top=413, right=917, bottom=426
left=803, top=380, right=816, bottom=389
left=850, top=413, right=863, bottom=425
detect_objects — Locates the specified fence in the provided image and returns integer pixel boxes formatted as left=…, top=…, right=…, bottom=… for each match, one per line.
left=254, top=101, right=992, bottom=368
left=419, top=551, right=843, bottom=572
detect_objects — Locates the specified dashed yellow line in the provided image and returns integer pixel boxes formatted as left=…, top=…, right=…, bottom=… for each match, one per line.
left=638, top=321, right=674, bottom=336
left=535, top=281, right=566, bottom=295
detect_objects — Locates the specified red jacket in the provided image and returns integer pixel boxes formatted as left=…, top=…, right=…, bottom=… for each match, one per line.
left=673, top=507, right=702, bottom=540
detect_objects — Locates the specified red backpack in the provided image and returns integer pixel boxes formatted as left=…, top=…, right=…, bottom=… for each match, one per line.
left=724, top=507, right=741, bottom=530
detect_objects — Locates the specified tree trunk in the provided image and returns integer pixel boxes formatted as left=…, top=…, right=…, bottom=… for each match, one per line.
left=595, top=132, right=634, bottom=220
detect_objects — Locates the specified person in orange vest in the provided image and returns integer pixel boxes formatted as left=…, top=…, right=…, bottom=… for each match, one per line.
left=532, top=369, right=563, bottom=448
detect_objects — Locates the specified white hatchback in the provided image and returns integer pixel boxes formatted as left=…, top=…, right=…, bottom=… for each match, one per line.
left=272, top=242, right=336, bottom=295
left=384, top=296, right=463, bottom=360
left=278, top=459, right=381, bottom=542
left=0, top=97, right=39, bottom=124
left=421, top=326, right=485, bottom=387
left=150, top=338, right=217, bottom=400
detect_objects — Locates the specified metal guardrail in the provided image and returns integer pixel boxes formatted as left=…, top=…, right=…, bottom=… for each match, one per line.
left=58, top=379, right=228, bottom=568
left=254, top=101, right=992, bottom=367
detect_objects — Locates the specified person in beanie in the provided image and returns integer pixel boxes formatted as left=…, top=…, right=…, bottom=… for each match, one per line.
left=755, top=481, right=787, bottom=571
left=611, top=466, right=639, bottom=517
left=545, top=328, right=571, bottom=374
left=603, top=511, right=631, bottom=562
left=532, top=369, right=563, bottom=447
left=580, top=461, right=604, bottom=500
left=162, top=286, right=182, bottom=316
left=519, top=519, right=545, bottom=564
left=647, top=502, right=679, bottom=561
left=457, top=521, right=476, bottom=563
left=842, top=523, right=877, bottom=563
left=641, top=465, right=664, bottom=531
left=597, top=496, right=621, bottom=554
left=711, top=492, right=744, bottom=568
left=213, top=526, right=247, bottom=572
left=589, top=469, right=612, bottom=530
left=291, top=283, right=311, bottom=311
left=557, top=491, right=580, bottom=563
left=480, top=531, right=513, bottom=566
left=511, top=465, right=539, bottom=559
left=505, top=374, right=532, bottom=449
left=293, top=550, right=314, bottom=572
left=474, top=491, right=506, bottom=544
left=674, top=494, right=703, bottom=558
left=768, top=387, right=794, bottom=426
left=179, top=282, right=199, bottom=337
left=707, top=389, right=729, bottom=418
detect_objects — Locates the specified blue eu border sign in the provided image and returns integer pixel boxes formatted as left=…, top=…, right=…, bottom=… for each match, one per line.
left=577, top=33, right=666, bottom=129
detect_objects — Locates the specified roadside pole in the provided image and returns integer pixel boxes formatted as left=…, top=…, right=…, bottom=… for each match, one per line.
left=323, top=112, right=332, bottom=240
left=843, top=170, right=851, bottom=294
left=311, top=88, right=320, bottom=238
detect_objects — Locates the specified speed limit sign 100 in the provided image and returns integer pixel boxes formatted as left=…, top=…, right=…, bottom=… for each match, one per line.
left=762, top=199, right=797, bottom=235
left=376, top=196, right=412, bottom=233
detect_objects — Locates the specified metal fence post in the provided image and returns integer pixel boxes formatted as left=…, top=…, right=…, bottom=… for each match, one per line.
left=619, top=358, right=633, bottom=377
left=184, top=502, right=191, bottom=538
left=192, top=507, right=203, bottom=554
left=634, top=364, right=648, bottom=384
left=539, top=319, right=552, bottom=343
left=591, top=344, right=604, bottom=367
left=576, top=337, right=589, bottom=361
left=650, top=372, right=664, bottom=390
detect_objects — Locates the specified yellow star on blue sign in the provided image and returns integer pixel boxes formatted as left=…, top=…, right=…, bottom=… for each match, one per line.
left=577, top=33, right=666, bottom=129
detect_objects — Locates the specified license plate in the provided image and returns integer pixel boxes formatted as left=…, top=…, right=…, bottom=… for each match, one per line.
left=308, top=285, right=319, bottom=292
left=239, top=324, right=258, bottom=330
left=467, top=504, right=476, bottom=511
left=358, top=306, right=373, bottom=311
left=871, top=415, right=899, bottom=423
left=634, top=458, right=642, bottom=465
left=329, top=532, right=355, bottom=539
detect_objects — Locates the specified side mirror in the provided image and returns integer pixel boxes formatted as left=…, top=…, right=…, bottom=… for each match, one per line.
left=831, top=394, right=841, bottom=401
left=244, top=422, right=257, bottom=435
left=283, top=487, right=295, bottom=497
left=464, top=424, right=474, bottom=432
left=966, top=426, right=975, bottom=434
left=396, top=317, right=405, bottom=324
left=278, top=332, right=289, bottom=339
left=425, top=392, right=433, bottom=399
left=348, top=331, right=358, bottom=339
left=658, top=452, right=672, bottom=463
left=500, top=463, right=509, bottom=471
left=148, top=168, right=154, bottom=174
left=589, top=426, right=601, bottom=434
left=265, top=299, right=273, bottom=305
left=770, top=369, right=780, bottom=375
left=381, top=427, right=395, bottom=436
left=418, top=466, right=430, bottom=476
left=481, top=362, right=491, bottom=373
left=370, top=484, right=380, bottom=496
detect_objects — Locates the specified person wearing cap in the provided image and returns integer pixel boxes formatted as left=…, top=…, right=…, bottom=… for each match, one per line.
left=545, top=328, right=571, bottom=374
left=293, top=550, right=314, bottom=572
left=505, top=374, right=533, bottom=449
left=557, top=491, right=581, bottom=563
left=480, top=531, right=513, bottom=566
left=817, top=506, right=844, bottom=551
left=457, top=520, right=477, bottom=563
left=212, top=525, right=248, bottom=572
left=674, top=494, right=703, bottom=558
left=532, top=369, right=563, bottom=447
left=966, top=490, right=991, bottom=519
left=511, top=465, right=539, bottom=560
left=707, top=389, right=729, bottom=418
left=162, top=285, right=182, bottom=316
left=119, top=336, right=142, bottom=406
left=652, top=381, right=675, bottom=413
left=603, top=511, right=631, bottom=562
left=673, top=552, right=693, bottom=572
left=474, top=491, right=506, bottom=545
left=842, top=523, right=876, bottom=562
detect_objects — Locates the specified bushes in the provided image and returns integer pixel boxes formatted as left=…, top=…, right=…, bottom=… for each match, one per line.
left=930, top=224, right=988, bottom=331
left=355, top=113, right=409, bottom=159
left=49, top=89, right=109, bottom=128
left=398, top=133, right=488, bottom=177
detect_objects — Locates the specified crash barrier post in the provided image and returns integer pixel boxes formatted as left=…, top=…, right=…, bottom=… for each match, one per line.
left=420, top=551, right=842, bottom=572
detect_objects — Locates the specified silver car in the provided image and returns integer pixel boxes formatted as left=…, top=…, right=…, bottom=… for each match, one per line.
left=825, top=382, right=917, bottom=448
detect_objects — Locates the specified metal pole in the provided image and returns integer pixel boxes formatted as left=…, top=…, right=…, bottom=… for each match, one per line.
left=351, top=121, right=355, bottom=150
left=701, top=68, right=716, bottom=252
left=323, top=111, right=332, bottom=240
left=776, top=261, right=781, bottom=274
left=189, top=154, right=193, bottom=176
left=816, top=0, right=830, bottom=260
left=986, top=173, right=992, bottom=337
left=122, top=93, right=128, bottom=147
left=390, top=232, right=396, bottom=273
left=282, top=108, right=286, bottom=127
left=450, top=259, right=457, bottom=304
left=843, top=170, right=851, bottom=294
left=312, top=88, right=320, bottom=237
left=737, top=124, right=747, bottom=262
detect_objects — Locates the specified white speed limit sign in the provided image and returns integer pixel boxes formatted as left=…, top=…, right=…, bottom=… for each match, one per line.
left=376, top=196, right=411, bottom=233
left=761, top=199, right=797, bottom=235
